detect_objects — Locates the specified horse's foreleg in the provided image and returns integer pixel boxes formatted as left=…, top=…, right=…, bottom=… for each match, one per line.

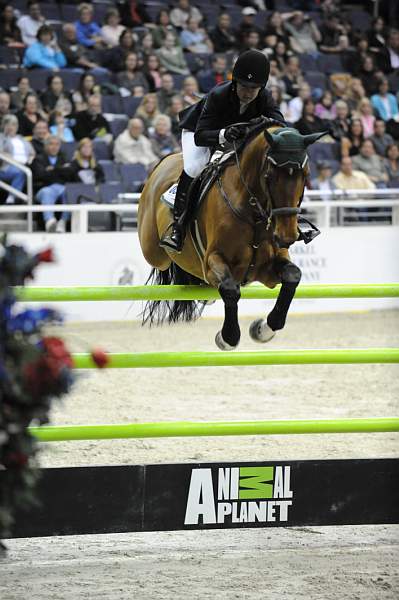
left=250, top=258, right=301, bottom=343
left=206, top=251, right=241, bottom=351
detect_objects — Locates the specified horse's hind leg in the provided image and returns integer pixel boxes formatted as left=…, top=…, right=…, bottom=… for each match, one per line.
left=206, top=251, right=241, bottom=351
left=250, top=257, right=301, bottom=343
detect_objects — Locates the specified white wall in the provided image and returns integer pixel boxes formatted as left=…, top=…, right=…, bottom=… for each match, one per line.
left=10, top=227, right=399, bottom=321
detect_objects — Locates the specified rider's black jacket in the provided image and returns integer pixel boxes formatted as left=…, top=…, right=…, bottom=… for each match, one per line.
left=178, top=81, right=285, bottom=147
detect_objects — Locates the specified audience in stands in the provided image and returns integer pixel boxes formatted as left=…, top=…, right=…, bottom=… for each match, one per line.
left=236, top=7, right=262, bottom=47
left=144, top=54, right=163, bottom=91
left=69, top=138, right=105, bottom=184
left=113, top=118, right=157, bottom=168
left=75, top=3, right=105, bottom=49
left=10, top=77, right=34, bottom=111
left=17, top=0, right=45, bottom=47
left=383, top=29, right=399, bottom=72
left=156, top=32, right=190, bottom=75
left=333, top=156, right=375, bottom=190
left=371, top=79, right=399, bottom=122
left=101, top=8, right=125, bottom=47
left=310, top=161, right=336, bottom=191
left=170, top=0, right=202, bottom=30
left=0, top=92, right=11, bottom=122
left=0, top=114, right=34, bottom=204
left=281, top=55, right=303, bottom=98
left=181, top=76, right=201, bottom=108
left=16, top=93, right=48, bottom=138
left=352, top=139, right=388, bottom=187
left=135, top=93, right=160, bottom=132
left=209, top=13, right=237, bottom=54
left=284, top=11, right=321, bottom=55
left=156, top=73, right=179, bottom=112
left=118, top=0, right=150, bottom=29
left=0, top=4, right=23, bottom=47
left=31, top=135, right=73, bottom=233
left=23, top=25, right=66, bottom=70
left=73, top=95, right=111, bottom=142
left=152, top=9, right=179, bottom=50
left=315, top=91, right=336, bottom=121
left=384, top=144, right=399, bottom=184
left=263, top=11, right=290, bottom=46
left=295, top=99, right=326, bottom=135
left=167, top=94, right=184, bottom=141
left=72, top=74, right=100, bottom=112
left=149, top=114, right=180, bottom=159
left=31, top=119, right=50, bottom=154
left=371, top=119, right=394, bottom=157
left=116, top=52, right=150, bottom=94
left=198, top=55, right=229, bottom=94
left=288, top=83, right=311, bottom=122
left=103, top=28, right=137, bottom=72
left=40, top=75, right=74, bottom=117
left=180, top=17, right=213, bottom=55
left=50, top=111, right=75, bottom=142
left=341, top=118, right=365, bottom=158
left=357, top=98, right=375, bottom=138
left=59, top=23, right=101, bottom=71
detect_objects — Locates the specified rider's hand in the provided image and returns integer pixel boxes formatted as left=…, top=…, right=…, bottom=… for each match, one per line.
left=224, top=124, right=248, bottom=143
left=263, top=118, right=284, bottom=128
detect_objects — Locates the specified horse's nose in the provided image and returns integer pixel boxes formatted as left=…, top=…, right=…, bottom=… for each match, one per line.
left=274, top=233, right=299, bottom=249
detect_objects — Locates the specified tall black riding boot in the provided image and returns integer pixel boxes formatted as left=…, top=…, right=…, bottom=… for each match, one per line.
left=160, top=171, right=194, bottom=253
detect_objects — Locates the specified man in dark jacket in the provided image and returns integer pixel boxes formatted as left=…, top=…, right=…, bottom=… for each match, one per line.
left=160, top=49, right=285, bottom=252
left=73, top=94, right=111, bottom=141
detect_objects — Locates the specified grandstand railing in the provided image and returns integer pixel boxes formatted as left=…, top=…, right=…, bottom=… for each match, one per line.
left=0, top=152, right=33, bottom=231
left=0, top=190, right=398, bottom=234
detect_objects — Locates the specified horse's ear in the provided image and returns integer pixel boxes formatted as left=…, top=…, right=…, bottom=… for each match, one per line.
left=302, top=131, right=329, bottom=147
left=264, top=129, right=276, bottom=147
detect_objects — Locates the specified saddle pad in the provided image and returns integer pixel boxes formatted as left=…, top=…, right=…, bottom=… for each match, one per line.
left=161, top=183, right=178, bottom=209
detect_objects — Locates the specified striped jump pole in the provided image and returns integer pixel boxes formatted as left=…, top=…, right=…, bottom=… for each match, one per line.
left=29, top=417, right=399, bottom=442
left=72, top=348, right=399, bottom=369
left=14, top=283, right=399, bottom=302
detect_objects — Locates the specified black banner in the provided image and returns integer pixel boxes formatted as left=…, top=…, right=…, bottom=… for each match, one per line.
left=4, top=458, right=399, bottom=538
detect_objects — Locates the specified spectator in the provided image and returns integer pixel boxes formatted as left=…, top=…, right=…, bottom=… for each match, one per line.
left=75, top=3, right=105, bottom=49
left=103, top=28, right=137, bottom=73
left=69, top=137, right=104, bottom=184
left=72, top=73, right=100, bottom=112
left=370, top=119, right=394, bottom=157
left=156, top=32, right=190, bottom=76
left=237, top=7, right=263, bottom=47
left=101, top=8, right=124, bottom=47
left=31, top=135, right=74, bottom=233
left=0, top=4, right=23, bottom=47
left=170, top=0, right=202, bottom=31
left=118, top=1, right=150, bottom=29
left=333, top=156, right=375, bottom=190
left=341, top=118, right=364, bottom=158
left=17, top=0, right=45, bottom=47
left=31, top=119, right=50, bottom=154
left=50, top=110, right=75, bottom=142
left=116, top=52, right=149, bottom=94
left=367, top=17, right=387, bottom=52
left=315, top=91, right=336, bottom=121
left=113, top=117, right=157, bottom=168
left=180, top=17, right=213, bottom=54
left=10, top=77, right=35, bottom=112
left=359, top=55, right=382, bottom=96
left=310, top=161, right=336, bottom=191
left=352, top=139, right=388, bottom=186
left=381, top=28, right=399, bottom=73
left=330, top=100, right=350, bottom=142
left=262, top=33, right=278, bottom=59
left=345, top=77, right=366, bottom=113
left=269, top=85, right=289, bottom=121
left=135, top=93, right=160, bottom=132
left=384, top=143, right=399, bottom=184
left=23, top=25, right=67, bottom=70
left=263, top=11, right=290, bottom=46
left=272, top=40, right=292, bottom=72
left=167, top=94, right=184, bottom=141
left=0, top=92, right=11, bottom=122
left=156, top=73, right=179, bottom=113
left=371, top=79, right=399, bottom=122
left=144, top=54, right=163, bottom=92
left=241, top=30, right=261, bottom=52
left=198, top=55, right=229, bottom=94
left=16, top=93, right=47, bottom=138
left=0, top=114, right=34, bottom=205
left=356, top=98, right=375, bottom=139
left=181, top=76, right=201, bottom=108
left=319, top=13, right=345, bottom=53
left=152, top=9, right=179, bottom=50
left=294, top=99, right=326, bottom=135
left=40, top=74, right=74, bottom=117
left=138, top=32, right=156, bottom=66
left=73, top=94, right=111, bottom=142
left=281, top=55, right=304, bottom=98
left=287, top=83, right=311, bottom=123
left=284, top=11, right=321, bottom=55
left=209, top=12, right=237, bottom=54
left=149, top=114, right=180, bottom=159
left=267, top=59, right=286, bottom=93
left=59, top=23, right=101, bottom=70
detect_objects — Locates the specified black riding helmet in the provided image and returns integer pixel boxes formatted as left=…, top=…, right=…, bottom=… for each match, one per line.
left=232, top=50, right=270, bottom=88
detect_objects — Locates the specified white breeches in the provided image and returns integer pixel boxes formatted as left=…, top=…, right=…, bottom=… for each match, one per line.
left=181, top=129, right=210, bottom=178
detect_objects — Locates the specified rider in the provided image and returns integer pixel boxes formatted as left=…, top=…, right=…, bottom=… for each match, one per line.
left=160, top=49, right=286, bottom=253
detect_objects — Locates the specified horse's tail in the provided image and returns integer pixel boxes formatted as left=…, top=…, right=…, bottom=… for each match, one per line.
left=142, top=263, right=206, bottom=325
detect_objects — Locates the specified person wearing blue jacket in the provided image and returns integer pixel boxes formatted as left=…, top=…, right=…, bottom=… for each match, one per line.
left=75, top=3, right=105, bottom=48
left=23, top=25, right=66, bottom=70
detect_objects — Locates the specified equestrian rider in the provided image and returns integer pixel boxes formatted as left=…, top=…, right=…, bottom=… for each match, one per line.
left=160, top=49, right=286, bottom=253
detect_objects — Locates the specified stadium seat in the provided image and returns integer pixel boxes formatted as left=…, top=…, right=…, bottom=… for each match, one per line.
left=109, top=118, right=129, bottom=138
left=58, top=70, right=82, bottom=92
left=93, top=140, right=112, bottom=161
left=307, top=143, right=340, bottom=163
left=299, top=54, right=318, bottom=72
left=61, top=142, right=78, bottom=161
left=61, top=4, right=78, bottom=21
left=99, top=183, right=124, bottom=203
left=0, top=46, right=20, bottom=67
left=40, top=3, right=62, bottom=20
left=102, top=95, right=123, bottom=114
left=119, top=163, right=148, bottom=192
left=347, top=10, right=372, bottom=32
left=317, top=54, right=345, bottom=74
left=304, top=71, right=328, bottom=91
left=98, top=161, right=120, bottom=182
left=0, top=69, right=23, bottom=90
left=27, top=70, right=54, bottom=91
left=122, top=96, right=141, bottom=118
left=65, top=183, right=98, bottom=204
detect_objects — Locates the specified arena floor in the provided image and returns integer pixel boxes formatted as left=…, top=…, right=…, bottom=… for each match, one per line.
left=1, top=309, right=399, bottom=599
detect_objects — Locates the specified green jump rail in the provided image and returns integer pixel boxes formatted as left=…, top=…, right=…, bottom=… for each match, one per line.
left=72, top=348, right=399, bottom=369
left=14, top=283, right=399, bottom=302
left=29, top=417, right=399, bottom=442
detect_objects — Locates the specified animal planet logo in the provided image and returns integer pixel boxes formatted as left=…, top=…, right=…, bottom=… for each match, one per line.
left=184, top=466, right=293, bottom=525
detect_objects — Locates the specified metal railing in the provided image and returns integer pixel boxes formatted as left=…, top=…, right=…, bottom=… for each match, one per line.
left=0, top=152, right=33, bottom=231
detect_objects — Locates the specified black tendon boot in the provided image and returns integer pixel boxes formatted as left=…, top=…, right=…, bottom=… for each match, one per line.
left=160, top=171, right=194, bottom=252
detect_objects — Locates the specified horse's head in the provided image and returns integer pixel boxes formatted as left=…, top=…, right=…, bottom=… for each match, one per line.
left=262, top=127, right=327, bottom=248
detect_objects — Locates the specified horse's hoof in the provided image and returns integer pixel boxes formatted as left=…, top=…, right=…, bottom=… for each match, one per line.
left=215, top=331, right=239, bottom=351
left=249, top=319, right=276, bottom=343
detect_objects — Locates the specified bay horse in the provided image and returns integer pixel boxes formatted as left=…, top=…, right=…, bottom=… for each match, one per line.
left=138, top=123, right=325, bottom=350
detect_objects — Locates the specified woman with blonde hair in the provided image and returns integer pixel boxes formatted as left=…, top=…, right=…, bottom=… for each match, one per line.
left=149, top=113, right=180, bottom=159
left=135, top=93, right=160, bottom=132
left=182, top=75, right=201, bottom=108
left=356, top=97, right=375, bottom=138
left=70, top=138, right=104, bottom=184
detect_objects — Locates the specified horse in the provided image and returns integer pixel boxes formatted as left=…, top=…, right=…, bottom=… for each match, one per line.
left=138, top=123, right=326, bottom=350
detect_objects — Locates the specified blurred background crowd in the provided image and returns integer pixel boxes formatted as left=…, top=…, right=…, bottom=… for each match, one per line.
left=0, top=0, right=398, bottom=231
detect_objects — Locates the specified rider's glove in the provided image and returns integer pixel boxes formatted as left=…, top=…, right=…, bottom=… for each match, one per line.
left=224, top=124, right=248, bottom=143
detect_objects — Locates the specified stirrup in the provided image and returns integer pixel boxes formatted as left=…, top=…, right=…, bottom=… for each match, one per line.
left=159, top=223, right=184, bottom=253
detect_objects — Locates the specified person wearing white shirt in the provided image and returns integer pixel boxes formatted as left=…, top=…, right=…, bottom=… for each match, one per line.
left=101, top=8, right=125, bottom=47
left=287, top=83, right=311, bottom=123
left=17, top=0, right=45, bottom=46
left=0, top=115, right=34, bottom=204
